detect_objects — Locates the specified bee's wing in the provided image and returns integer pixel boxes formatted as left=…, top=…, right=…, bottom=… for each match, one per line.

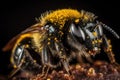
left=2, top=23, right=45, bottom=51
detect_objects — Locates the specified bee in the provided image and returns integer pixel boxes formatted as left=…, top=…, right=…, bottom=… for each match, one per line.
left=3, top=9, right=120, bottom=79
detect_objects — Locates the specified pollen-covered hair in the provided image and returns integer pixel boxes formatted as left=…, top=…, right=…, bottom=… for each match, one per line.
left=39, top=9, right=97, bottom=29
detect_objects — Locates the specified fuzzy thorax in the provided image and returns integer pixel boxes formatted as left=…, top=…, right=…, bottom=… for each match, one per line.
left=40, top=9, right=96, bottom=29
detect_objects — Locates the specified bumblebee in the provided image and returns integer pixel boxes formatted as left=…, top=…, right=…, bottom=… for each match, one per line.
left=3, top=9, right=120, bottom=79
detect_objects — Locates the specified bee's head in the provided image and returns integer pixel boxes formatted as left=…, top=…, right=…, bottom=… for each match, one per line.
left=83, top=21, right=103, bottom=55
left=69, top=21, right=103, bottom=55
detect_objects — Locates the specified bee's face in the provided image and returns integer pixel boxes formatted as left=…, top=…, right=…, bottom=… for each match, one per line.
left=69, top=21, right=103, bottom=55
left=82, top=22, right=103, bottom=55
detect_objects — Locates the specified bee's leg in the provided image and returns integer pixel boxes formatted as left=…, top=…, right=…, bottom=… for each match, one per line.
left=61, top=59, right=71, bottom=74
left=40, top=46, right=57, bottom=78
left=46, top=34, right=71, bottom=74
left=8, top=65, right=22, bottom=79
left=54, top=42, right=71, bottom=75
left=103, top=35, right=120, bottom=67
left=39, top=65, right=46, bottom=78
left=8, top=45, right=26, bottom=78
left=46, top=25, right=71, bottom=74
left=42, top=66, right=50, bottom=79
left=9, top=45, right=41, bottom=79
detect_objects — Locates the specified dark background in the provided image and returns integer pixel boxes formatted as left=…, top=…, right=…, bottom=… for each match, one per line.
left=0, top=0, right=120, bottom=77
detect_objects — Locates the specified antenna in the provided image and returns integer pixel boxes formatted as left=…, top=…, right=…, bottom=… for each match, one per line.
left=102, top=23, right=120, bottom=39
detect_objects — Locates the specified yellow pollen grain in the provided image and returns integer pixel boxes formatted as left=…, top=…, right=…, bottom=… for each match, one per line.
left=54, top=37, right=59, bottom=42
left=87, top=68, right=96, bottom=76
left=75, top=19, right=80, bottom=23
left=21, top=59, right=24, bottom=63
left=92, top=41, right=95, bottom=44
left=75, top=64, right=82, bottom=70
left=109, top=48, right=112, bottom=51
left=13, top=65, right=17, bottom=68
left=106, top=48, right=112, bottom=52
left=47, top=78, right=51, bottom=80
left=33, top=60, right=36, bottom=63
left=84, top=16, right=89, bottom=21
left=98, top=39, right=102, bottom=43
left=93, top=32, right=97, bottom=37
left=59, top=51, right=62, bottom=54
left=54, top=37, right=57, bottom=41
left=35, top=49, right=38, bottom=52
left=25, top=44, right=29, bottom=48
left=94, top=40, right=98, bottom=43
left=98, top=48, right=101, bottom=51
left=108, top=40, right=111, bottom=43
left=39, top=47, right=42, bottom=51
left=47, top=42, right=50, bottom=45
left=48, top=38, right=51, bottom=41
left=88, top=51, right=92, bottom=53
left=109, top=45, right=112, bottom=48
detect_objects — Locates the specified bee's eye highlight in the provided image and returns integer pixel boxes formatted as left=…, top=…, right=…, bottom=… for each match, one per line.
left=49, top=25, right=55, bottom=33
left=45, top=25, right=55, bottom=33
left=85, top=23, right=96, bottom=31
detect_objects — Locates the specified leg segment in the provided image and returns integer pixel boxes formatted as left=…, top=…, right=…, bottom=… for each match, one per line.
left=9, top=45, right=25, bottom=78
left=102, top=35, right=120, bottom=70
left=44, top=24, right=71, bottom=74
left=46, top=37, right=71, bottom=74
left=54, top=42, right=71, bottom=74
left=9, top=45, right=41, bottom=78
left=40, top=45, right=59, bottom=78
left=102, top=35, right=116, bottom=63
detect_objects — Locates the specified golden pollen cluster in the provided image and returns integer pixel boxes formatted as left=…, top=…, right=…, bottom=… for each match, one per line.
left=40, top=9, right=96, bottom=29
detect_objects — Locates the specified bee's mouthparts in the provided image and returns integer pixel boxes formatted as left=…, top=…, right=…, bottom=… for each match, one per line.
left=88, top=47, right=100, bottom=56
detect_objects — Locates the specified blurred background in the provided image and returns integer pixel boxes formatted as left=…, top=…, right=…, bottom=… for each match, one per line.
left=0, top=0, right=120, bottom=78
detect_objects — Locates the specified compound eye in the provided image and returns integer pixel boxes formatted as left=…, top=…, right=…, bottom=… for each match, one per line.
left=87, top=27, right=93, bottom=32
left=86, top=23, right=96, bottom=31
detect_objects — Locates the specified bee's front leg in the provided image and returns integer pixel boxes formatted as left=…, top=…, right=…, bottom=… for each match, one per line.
left=40, top=45, right=60, bottom=79
left=54, top=42, right=71, bottom=75
left=103, top=35, right=120, bottom=68
left=45, top=24, right=71, bottom=74
left=47, top=36, right=71, bottom=74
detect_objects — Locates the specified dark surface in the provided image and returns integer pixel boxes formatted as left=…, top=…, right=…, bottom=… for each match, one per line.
left=0, top=0, right=120, bottom=78
left=16, top=61, right=120, bottom=80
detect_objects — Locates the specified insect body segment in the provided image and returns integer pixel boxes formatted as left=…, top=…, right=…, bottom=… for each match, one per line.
left=3, top=9, right=120, bottom=79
